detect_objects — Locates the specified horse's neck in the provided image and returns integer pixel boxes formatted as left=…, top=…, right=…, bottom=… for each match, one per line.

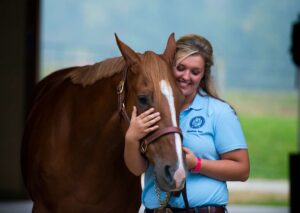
left=77, top=70, right=126, bottom=151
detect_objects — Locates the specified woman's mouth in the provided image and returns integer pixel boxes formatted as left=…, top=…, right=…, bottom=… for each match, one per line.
left=177, top=79, right=190, bottom=88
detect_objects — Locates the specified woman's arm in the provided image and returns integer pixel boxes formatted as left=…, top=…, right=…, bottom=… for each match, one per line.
left=184, top=147, right=250, bottom=181
left=124, top=106, right=161, bottom=176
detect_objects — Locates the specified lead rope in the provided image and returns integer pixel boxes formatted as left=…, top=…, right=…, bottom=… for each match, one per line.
left=154, top=174, right=171, bottom=209
left=182, top=182, right=190, bottom=212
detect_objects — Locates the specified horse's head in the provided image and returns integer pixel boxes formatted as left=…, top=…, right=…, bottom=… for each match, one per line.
left=115, top=34, right=186, bottom=192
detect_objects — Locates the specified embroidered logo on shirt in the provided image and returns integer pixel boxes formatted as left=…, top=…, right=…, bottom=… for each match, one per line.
left=189, top=116, right=205, bottom=129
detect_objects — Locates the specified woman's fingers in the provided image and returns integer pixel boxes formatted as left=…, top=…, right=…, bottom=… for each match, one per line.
left=139, top=108, right=155, bottom=119
left=182, top=147, right=191, bottom=153
left=137, top=108, right=160, bottom=125
left=183, top=147, right=194, bottom=156
left=132, top=107, right=161, bottom=135
left=131, top=106, right=137, bottom=120
left=145, top=125, right=159, bottom=133
left=143, top=112, right=160, bottom=122
left=144, top=114, right=161, bottom=128
left=127, top=107, right=161, bottom=141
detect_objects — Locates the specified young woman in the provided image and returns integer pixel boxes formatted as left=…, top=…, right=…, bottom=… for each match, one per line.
left=124, top=34, right=250, bottom=213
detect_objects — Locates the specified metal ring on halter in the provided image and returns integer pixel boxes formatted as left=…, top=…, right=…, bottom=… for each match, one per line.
left=117, top=80, right=125, bottom=94
left=139, top=127, right=182, bottom=154
left=140, top=141, right=148, bottom=154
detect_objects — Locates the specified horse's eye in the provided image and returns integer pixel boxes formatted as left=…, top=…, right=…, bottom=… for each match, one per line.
left=137, top=95, right=149, bottom=106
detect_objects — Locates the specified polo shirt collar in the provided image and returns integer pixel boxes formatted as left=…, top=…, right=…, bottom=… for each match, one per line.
left=186, top=90, right=208, bottom=111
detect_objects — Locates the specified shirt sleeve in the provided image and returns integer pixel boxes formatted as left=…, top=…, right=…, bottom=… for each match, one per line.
left=214, top=103, right=247, bottom=154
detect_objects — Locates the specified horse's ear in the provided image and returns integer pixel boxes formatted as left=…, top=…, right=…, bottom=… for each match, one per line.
left=115, top=33, right=140, bottom=70
left=162, top=33, right=176, bottom=64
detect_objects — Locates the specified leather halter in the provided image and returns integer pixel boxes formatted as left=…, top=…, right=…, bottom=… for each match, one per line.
left=117, top=67, right=131, bottom=123
left=140, top=127, right=182, bottom=154
left=117, top=67, right=183, bottom=154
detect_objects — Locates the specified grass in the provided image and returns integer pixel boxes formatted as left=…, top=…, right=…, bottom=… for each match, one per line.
left=224, top=90, right=298, bottom=179
left=223, top=90, right=297, bottom=206
left=240, top=115, right=297, bottom=179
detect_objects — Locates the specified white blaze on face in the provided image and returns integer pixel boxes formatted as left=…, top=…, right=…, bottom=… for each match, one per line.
left=159, top=80, right=185, bottom=188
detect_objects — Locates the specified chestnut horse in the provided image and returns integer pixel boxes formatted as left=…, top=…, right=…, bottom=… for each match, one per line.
left=21, top=34, right=186, bottom=213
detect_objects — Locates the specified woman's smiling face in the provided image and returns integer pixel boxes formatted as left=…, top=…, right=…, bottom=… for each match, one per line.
left=173, top=54, right=205, bottom=101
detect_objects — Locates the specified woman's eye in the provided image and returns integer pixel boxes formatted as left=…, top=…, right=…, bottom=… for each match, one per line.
left=176, top=65, right=185, bottom=71
left=191, top=69, right=202, bottom=75
left=138, top=95, right=149, bottom=106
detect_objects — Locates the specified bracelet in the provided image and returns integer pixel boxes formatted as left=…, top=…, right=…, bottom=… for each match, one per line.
left=191, top=157, right=202, bottom=173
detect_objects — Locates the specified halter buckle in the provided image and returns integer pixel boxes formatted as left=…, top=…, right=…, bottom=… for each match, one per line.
left=140, top=141, right=148, bottom=154
left=117, top=80, right=124, bottom=94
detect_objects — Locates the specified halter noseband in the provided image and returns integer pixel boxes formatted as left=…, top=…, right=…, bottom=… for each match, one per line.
left=117, top=67, right=183, bottom=154
left=140, top=126, right=183, bottom=154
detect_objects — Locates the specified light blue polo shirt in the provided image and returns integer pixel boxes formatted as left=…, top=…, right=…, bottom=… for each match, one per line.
left=142, top=92, right=247, bottom=208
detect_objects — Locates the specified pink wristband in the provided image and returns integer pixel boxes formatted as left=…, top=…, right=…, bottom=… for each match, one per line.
left=191, top=157, right=202, bottom=173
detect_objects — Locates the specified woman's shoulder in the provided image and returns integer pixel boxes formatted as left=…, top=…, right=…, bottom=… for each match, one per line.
left=207, top=96, right=241, bottom=133
left=207, top=96, right=232, bottom=113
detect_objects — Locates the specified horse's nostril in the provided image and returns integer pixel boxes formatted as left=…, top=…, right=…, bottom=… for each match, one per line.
left=157, top=165, right=185, bottom=191
left=164, top=165, right=173, bottom=183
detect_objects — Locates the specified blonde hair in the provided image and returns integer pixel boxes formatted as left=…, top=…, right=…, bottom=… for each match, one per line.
left=175, top=34, right=219, bottom=99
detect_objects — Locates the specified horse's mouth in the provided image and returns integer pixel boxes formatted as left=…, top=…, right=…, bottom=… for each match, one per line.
left=155, top=172, right=185, bottom=192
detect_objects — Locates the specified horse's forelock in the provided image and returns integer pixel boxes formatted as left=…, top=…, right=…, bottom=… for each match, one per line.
left=142, top=51, right=173, bottom=106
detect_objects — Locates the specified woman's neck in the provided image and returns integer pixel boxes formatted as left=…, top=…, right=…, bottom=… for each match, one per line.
left=181, top=93, right=196, bottom=111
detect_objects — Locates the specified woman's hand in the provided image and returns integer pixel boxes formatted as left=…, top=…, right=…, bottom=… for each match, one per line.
left=124, top=106, right=161, bottom=176
left=182, top=147, right=198, bottom=170
left=125, top=106, right=161, bottom=143
left=183, top=148, right=250, bottom=181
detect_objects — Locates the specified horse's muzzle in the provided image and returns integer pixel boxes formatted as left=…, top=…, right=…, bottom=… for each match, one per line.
left=156, top=164, right=186, bottom=192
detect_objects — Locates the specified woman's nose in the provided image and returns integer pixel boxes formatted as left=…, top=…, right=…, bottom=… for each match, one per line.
left=181, top=70, right=190, bottom=80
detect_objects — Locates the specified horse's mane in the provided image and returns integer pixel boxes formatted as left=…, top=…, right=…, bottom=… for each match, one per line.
left=65, top=52, right=172, bottom=105
left=66, top=56, right=126, bottom=86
